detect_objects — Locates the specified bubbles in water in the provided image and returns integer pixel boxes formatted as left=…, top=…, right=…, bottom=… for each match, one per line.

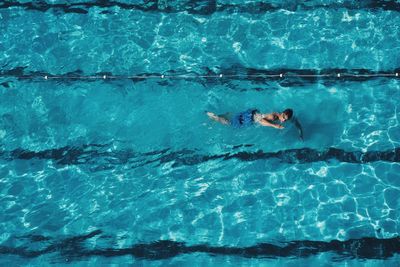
left=328, top=87, right=338, bottom=94
left=346, top=104, right=353, bottom=113
left=316, top=167, right=328, bottom=177
left=232, top=42, right=242, bottom=52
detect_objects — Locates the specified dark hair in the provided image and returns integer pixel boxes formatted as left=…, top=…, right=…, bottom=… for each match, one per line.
left=282, top=108, right=293, bottom=120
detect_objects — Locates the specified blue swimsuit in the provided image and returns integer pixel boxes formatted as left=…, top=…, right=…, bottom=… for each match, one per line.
left=231, top=109, right=259, bottom=128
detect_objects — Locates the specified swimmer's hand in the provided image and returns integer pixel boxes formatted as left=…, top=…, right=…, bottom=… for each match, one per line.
left=275, top=124, right=284, bottom=129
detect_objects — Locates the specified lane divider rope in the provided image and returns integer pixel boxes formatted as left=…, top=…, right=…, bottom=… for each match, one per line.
left=0, top=73, right=398, bottom=80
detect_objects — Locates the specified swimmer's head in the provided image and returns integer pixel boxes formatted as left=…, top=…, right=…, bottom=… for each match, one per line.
left=280, top=109, right=293, bottom=122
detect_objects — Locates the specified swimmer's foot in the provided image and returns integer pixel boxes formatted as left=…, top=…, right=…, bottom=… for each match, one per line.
left=206, top=111, right=230, bottom=125
left=206, top=111, right=219, bottom=121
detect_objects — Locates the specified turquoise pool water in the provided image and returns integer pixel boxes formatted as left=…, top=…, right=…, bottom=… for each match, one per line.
left=1, top=0, right=400, bottom=265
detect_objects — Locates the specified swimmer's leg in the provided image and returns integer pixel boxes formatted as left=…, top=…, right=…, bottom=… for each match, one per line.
left=206, top=111, right=230, bottom=125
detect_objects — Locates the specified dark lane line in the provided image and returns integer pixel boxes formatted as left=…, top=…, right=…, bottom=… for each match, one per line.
left=2, top=144, right=399, bottom=169
left=1, top=0, right=400, bottom=14
left=1, top=230, right=399, bottom=261
left=1, top=67, right=399, bottom=88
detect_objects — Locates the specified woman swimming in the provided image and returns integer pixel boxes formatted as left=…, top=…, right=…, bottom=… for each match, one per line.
left=206, top=108, right=293, bottom=129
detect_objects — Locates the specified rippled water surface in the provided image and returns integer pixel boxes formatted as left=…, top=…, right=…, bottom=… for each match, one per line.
left=1, top=0, right=400, bottom=266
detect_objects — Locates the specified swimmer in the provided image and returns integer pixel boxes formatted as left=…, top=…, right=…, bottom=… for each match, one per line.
left=207, top=108, right=304, bottom=140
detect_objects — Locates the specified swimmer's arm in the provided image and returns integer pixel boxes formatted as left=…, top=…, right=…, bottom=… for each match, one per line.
left=292, top=117, right=304, bottom=141
left=258, top=119, right=284, bottom=129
